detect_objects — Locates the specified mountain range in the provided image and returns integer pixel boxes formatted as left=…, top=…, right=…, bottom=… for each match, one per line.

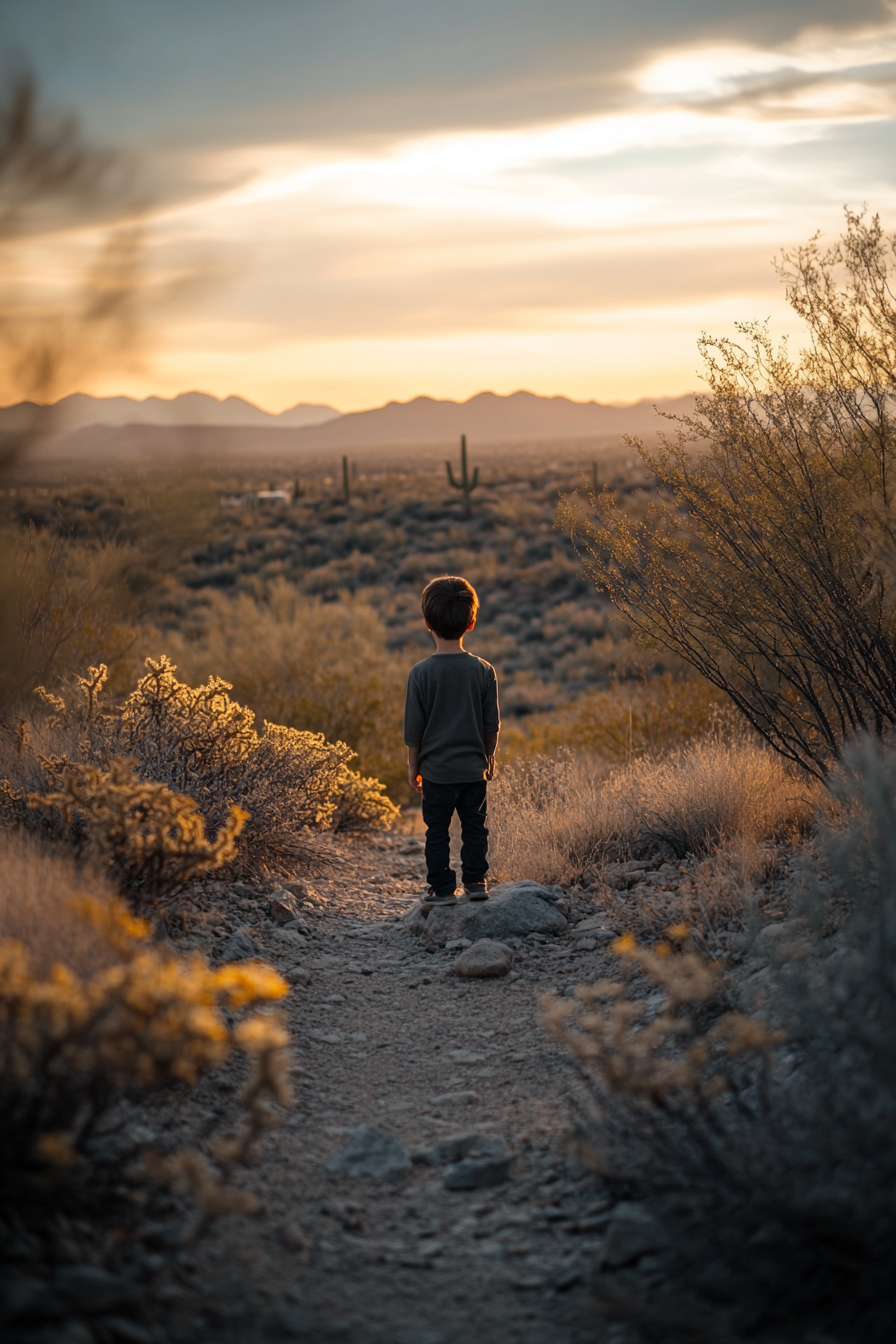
left=0, top=388, right=698, bottom=457
left=0, top=392, right=340, bottom=433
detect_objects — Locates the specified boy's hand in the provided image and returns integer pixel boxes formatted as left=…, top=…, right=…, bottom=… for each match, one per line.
left=408, top=769, right=423, bottom=794
left=485, top=754, right=496, bottom=781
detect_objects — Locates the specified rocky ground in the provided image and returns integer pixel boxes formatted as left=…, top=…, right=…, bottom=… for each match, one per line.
left=4, top=835, right=800, bottom=1344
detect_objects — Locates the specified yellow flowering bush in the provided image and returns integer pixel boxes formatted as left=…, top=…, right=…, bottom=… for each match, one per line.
left=0, top=875, right=290, bottom=1208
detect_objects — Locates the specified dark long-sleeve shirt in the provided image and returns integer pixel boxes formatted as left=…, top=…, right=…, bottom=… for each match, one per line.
left=403, top=652, right=500, bottom=783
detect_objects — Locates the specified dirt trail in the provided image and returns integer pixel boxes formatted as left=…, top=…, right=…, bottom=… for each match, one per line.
left=140, top=832, right=628, bottom=1344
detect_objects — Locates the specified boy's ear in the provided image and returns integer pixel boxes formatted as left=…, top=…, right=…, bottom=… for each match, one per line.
left=467, top=618, right=476, bottom=631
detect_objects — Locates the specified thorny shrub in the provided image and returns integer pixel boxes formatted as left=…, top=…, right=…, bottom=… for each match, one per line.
left=0, top=835, right=292, bottom=1222
left=542, top=734, right=896, bottom=1344
left=2, top=657, right=398, bottom=887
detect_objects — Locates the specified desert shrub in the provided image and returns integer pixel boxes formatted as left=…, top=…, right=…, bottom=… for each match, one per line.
left=0, top=834, right=291, bottom=1214
left=3, top=656, right=396, bottom=885
left=542, top=734, right=896, bottom=1344
left=159, top=581, right=409, bottom=796
left=489, top=736, right=815, bottom=885
left=330, top=766, right=401, bottom=834
left=27, top=756, right=248, bottom=904
left=562, top=211, right=896, bottom=778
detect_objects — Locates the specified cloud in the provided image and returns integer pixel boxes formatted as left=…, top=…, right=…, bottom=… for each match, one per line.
left=4, top=1, right=896, bottom=408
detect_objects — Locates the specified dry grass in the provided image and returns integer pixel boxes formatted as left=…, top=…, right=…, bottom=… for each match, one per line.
left=489, top=735, right=819, bottom=886
left=0, top=832, right=121, bottom=978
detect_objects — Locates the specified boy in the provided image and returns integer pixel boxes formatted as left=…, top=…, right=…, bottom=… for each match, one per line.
left=403, top=574, right=500, bottom=906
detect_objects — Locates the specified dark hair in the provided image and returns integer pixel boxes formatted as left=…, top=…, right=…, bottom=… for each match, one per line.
left=421, top=575, right=479, bottom=640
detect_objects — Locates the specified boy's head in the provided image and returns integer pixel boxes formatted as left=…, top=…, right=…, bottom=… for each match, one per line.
left=421, top=575, right=479, bottom=640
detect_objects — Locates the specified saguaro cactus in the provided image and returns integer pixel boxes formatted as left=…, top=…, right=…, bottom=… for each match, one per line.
left=342, top=455, right=351, bottom=504
left=446, top=434, right=480, bottom=517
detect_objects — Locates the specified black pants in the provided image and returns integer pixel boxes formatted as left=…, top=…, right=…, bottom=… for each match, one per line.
left=421, top=778, right=489, bottom=897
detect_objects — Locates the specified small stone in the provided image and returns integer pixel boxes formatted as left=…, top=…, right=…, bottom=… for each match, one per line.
left=576, top=937, right=598, bottom=952
left=287, top=966, right=311, bottom=985
left=429, top=1090, right=479, bottom=1108
left=445, top=937, right=472, bottom=951
left=219, top=929, right=259, bottom=962
left=278, top=1221, right=308, bottom=1252
left=283, top=881, right=317, bottom=902
left=508, top=971, right=521, bottom=981
left=327, top=1124, right=411, bottom=1183
left=602, top=1202, right=667, bottom=1267
left=230, top=882, right=255, bottom=898
left=56, top=1266, right=140, bottom=1316
left=412, top=1131, right=506, bottom=1165
left=453, top=939, right=512, bottom=978
left=264, top=1306, right=316, bottom=1339
left=269, top=889, right=302, bottom=924
left=444, top=1155, right=514, bottom=1190
left=101, top=1319, right=154, bottom=1344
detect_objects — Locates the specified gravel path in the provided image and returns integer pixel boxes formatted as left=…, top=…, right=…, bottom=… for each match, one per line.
left=148, top=833, right=625, bottom=1344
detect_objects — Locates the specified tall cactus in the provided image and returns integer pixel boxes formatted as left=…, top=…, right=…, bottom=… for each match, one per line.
left=342, top=454, right=351, bottom=504
left=446, top=434, right=480, bottom=517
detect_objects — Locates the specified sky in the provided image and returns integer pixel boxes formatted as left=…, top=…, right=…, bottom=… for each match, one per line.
left=3, top=0, right=896, bottom=411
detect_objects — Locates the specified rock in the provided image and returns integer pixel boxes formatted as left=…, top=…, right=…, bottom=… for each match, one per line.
left=398, top=842, right=423, bottom=855
left=327, top=1124, right=411, bottom=1183
left=101, top=1319, right=154, bottom=1344
left=602, top=1203, right=667, bottom=1268
left=282, top=881, right=318, bottom=902
left=429, top=1090, right=480, bottom=1108
left=601, top=861, right=652, bottom=890
left=444, top=1154, right=514, bottom=1189
left=445, top=937, right=472, bottom=951
left=52, top=1324, right=95, bottom=1344
left=272, top=928, right=307, bottom=950
left=412, top=1131, right=506, bottom=1166
left=264, top=1306, right=317, bottom=1339
left=282, top=917, right=310, bottom=932
left=403, top=904, right=431, bottom=935
left=219, top=929, right=259, bottom=961
left=230, top=881, right=256, bottom=898
left=577, top=938, right=598, bottom=952
left=571, top=917, right=618, bottom=942
left=453, top=939, right=513, bottom=977
left=1, top=1275, right=66, bottom=1323
left=278, top=1221, right=308, bottom=1252
left=269, top=889, right=302, bottom=924
left=755, top=918, right=809, bottom=945
left=286, top=966, right=311, bottom=985
left=422, top=885, right=567, bottom=947
left=56, top=1267, right=141, bottom=1316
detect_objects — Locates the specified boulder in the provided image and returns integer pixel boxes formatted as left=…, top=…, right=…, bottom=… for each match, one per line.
left=327, top=1124, right=410, bottom=1183
left=453, top=939, right=513, bottom=978
left=422, top=883, right=567, bottom=946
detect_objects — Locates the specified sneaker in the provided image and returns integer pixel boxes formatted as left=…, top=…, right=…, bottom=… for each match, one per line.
left=464, top=883, right=489, bottom=901
left=422, top=888, right=457, bottom=906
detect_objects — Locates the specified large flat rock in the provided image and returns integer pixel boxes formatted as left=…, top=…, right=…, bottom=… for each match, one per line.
left=420, top=882, right=568, bottom=947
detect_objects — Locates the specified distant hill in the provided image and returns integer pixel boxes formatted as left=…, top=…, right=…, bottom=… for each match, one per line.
left=284, top=389, right=696, bottom=447
left=0, top=388, right=697, bottom=456
left=0, top=391, right=341, bottom=433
